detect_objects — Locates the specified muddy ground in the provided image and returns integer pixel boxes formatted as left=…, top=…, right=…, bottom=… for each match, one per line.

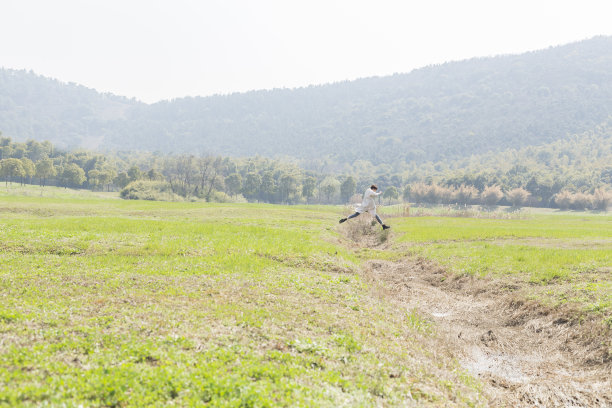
left=342, top=221, right=611, bottom=407
left=364, top=258, right=610, bottom=407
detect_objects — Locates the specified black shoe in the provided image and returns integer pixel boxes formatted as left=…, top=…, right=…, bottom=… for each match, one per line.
left=339, top=218, right=347, bottom=224
left=382, top=224, right=390, bottom=230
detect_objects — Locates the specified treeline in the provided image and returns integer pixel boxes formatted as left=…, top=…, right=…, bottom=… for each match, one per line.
left=120, top=155, right=324, bottom=204
left=0, top=134, right=367, bottom=204
left=1, top=134, right=610, bottom=210
left=397, top=122, right=612, bottom=208
left=0, top=136, right=123, bottom=190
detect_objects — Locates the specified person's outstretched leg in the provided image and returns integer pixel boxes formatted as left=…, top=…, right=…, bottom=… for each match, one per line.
left=339, top=212, right=360, bottom=223
left=375, top=214, right=391, bottom=230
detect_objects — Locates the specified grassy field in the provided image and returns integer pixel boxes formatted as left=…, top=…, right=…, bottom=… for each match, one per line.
left=390, top=213, right=612, bottom=322
left=0, top=186, right=483, bottom=407
left=1, top=185, right=610, bottom=406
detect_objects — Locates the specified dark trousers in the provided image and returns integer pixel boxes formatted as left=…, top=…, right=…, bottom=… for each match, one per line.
left=347, top=211, right=383, bottom=225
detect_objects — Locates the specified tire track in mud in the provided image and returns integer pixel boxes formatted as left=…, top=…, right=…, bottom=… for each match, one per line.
left=363, top=258, right=611, bottom=407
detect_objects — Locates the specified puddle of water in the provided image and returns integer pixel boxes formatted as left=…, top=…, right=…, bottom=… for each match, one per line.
left=463, top=347, right=529, bottom=383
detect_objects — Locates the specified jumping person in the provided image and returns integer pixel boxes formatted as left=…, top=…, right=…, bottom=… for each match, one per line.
left=339, top=184, right=390, bottom=230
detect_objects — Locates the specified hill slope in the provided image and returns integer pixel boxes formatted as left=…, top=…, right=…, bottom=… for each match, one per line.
left=0, top=70, right=139, bottom=148
left=2, top=36, right=612, bottom=170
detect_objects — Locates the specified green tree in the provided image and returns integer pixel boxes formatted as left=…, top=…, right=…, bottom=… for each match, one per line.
left=99, top=167, right=117, bottom=192
left=320, top=177, right=340, bottom=203
left=20, top=158, right=35, bottom=185
left=115, top=172, right=131, bottom=189
left=0, top=134, right=11, bottom=148
left=260, top=171, right=276, bottom=203
left=61, top=163, right=86, bottom=188
left=402, top=185, right=411, bottom=202
left=242, top=172, right=261, bottom=201
left=225, top=173, right=242, bottom=198
left=0, top=145, right=12, bottom=160
left=35, top=158, right=57, bottom=187
left=279, top=173, right=299, bottom=204
left=127, top=165, right=142, bottom=182
left=340, top=176, right=356, bottom=203
left=146, top=168, right=164, bottom=181
left=302, top=177, right=316, bottom=203
left=1, top=158, right=25, bottom=186
left=383, top=186, right=399, bottom=204
left=87, top=169, right=101, bottom=190
left=12, top=144, right=26, bottom=159
left=26, top=140, right=49, bottom=162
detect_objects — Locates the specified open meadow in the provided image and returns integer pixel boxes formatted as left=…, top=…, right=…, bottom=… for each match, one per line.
left=389, top=211, right=612, bottom=320
left=1, top=185, right=610, bottom=407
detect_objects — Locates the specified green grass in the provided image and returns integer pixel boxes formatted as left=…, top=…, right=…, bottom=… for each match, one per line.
left=4, top=187, right=608, bottom=406
left=392, top=215, right=612, bottom=318
left=0, top=190, right=484, bottom=407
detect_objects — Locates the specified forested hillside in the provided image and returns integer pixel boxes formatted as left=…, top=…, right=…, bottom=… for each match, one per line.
left=1, top=36, right=612, bottom=173
left=407, top=119, right=612, bottom=188
left=401, top=120, right=612, bottom=208
left=0, top=70, right=139, bottom=148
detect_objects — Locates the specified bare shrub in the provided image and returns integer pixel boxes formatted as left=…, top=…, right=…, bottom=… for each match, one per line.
left=423, top=185, right=435, bottom=204
left=481, top=185, right=504, bottom=206
left=341, top=212, right=387, bottom=245
left=570, top=192, right=592, bottom=210
left=591, top=188, right=612, bottom=211
left=506, top=187, right=530, bottom=207
left=425, top=184, right=444, bottom=204
left=438, top=185, right=454, bottom=204
left=454, top=184, right=478, bottom=205
left=554, top=190, right=573, bottom=210
left=410, top=183, right=429, bottom=204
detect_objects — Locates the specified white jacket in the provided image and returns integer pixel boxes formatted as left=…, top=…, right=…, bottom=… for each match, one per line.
left=355, top=188, right=381, bottom=214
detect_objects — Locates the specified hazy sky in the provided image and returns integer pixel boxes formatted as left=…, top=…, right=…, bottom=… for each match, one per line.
left=2, top=0, right=611, bottom=103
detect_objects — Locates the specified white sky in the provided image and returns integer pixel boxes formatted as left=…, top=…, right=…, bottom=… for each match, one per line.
left=2, top=0, right=612, bottom=103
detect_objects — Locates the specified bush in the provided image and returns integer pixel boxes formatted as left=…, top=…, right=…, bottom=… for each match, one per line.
left=425, top=184, right=444, bottom=204
left=120, top=180, right=183, bottom=201
left=591, top=188, right=612, bottom=211
left=209, top=190, right=246, bottom=203
left=436, top=185, right=454, bottom=204
left=454, top=184, right=478, bottom=205
left=554, top=190, right=573, bottom=210
left=506, top=187, right=530, bottom=207
left=570, top=192, right=592, bottom=210
left=409, top=183, right=429, bottom=204
left=481, top=185, right=503, bottom=206
left=554, top=189, right=610, bottom=211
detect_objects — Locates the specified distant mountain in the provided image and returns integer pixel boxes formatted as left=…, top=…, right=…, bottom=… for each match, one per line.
left=2, top=36, right=612, bottom=171
left=0, top=70, right=140, bottom=149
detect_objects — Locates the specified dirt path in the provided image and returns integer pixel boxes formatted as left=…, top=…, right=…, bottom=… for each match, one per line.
left=362, top=258, right=611, bottom=407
